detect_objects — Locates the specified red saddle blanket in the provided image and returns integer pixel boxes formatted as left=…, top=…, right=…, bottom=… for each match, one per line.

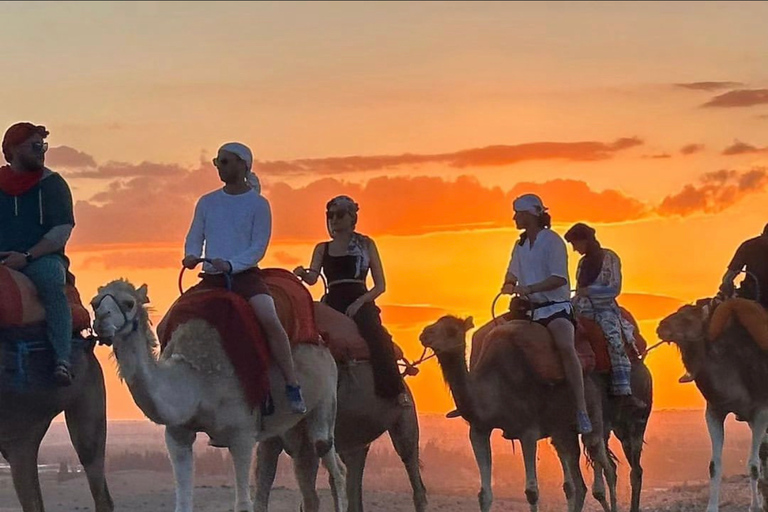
left=576, top=307, right=647, bottom=373
left=0, top=266, right=90, bottom=332
left=473, top=318, right=596, bottom=383
left=313, top=302, right=404, bottom=363
left=157, top=268, right=322, bottom=408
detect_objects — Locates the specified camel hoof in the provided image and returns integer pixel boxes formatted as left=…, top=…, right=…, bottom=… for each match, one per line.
left=525, top=488, right=539, bottom=505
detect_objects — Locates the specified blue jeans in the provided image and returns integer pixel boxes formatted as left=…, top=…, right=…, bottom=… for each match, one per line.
left=21, top=255, right=72, bottom=364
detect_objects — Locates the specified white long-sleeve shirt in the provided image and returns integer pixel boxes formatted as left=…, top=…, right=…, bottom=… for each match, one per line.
left=184, top=189, right=271, bottom=274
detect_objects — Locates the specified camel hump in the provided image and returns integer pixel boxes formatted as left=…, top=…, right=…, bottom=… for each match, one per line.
left=475, top=318, right=595, bottom=382
left=709, top=298, right=768, bottom=350
left=313, top=302, right=404, bottom=362
left=0, top=266, right=90, bottom=332
left=161, top=318, right=234, bottom=376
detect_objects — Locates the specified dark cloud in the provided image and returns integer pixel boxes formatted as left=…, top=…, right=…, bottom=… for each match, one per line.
left=680, top=144, right=704, bottom=155
left=46, top=146, right=97, bottom=168
left=702, top=89, right=768, bottom=108
left=256, top=137, right=643, bottom=176
left=722, top=141, right=765, bottom=156
left=675, top=81, right=743, bottom=91
left=656, top=168, right=768, bottom=216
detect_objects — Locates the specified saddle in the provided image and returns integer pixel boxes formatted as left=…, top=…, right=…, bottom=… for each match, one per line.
left=575, top=307, right=647, bottom=373
left=314, top=302, right=404, bottom=363
left=156, top=268, right=324, bottom=408
left=708, top=297, right=768, bottom=350
left=0, top=266, right=91, bottom=333
left=472, top=317, right=596, bottom=383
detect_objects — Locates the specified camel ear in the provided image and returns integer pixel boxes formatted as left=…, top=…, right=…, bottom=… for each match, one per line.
left=136, top=284, right=150, bottom=305
left=464, top=316, right=475, bottom=331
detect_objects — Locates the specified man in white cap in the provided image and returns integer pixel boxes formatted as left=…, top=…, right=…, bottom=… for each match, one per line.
left=503, top=193, right=592, bottom=434
left=182, top=142, right=307, bottom=414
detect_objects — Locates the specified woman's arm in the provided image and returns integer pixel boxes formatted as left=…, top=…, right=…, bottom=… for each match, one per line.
left=294, top=243, right=324, bottom=285
left=583, top=251, right=621, bottom=299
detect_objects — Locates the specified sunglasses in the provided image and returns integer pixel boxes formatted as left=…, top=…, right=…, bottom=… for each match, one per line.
left=212, top=156, right=242, bottom=168
left=30, top=142, right=48, bottom=154
left=326, top=210, right=348, bottom=220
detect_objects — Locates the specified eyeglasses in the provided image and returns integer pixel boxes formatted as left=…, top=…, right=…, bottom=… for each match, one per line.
left=30, top=142, right=48, bottom=154
left=326, top=210, right=347, bottom=220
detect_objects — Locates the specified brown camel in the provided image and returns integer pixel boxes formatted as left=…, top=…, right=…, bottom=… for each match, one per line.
left=588, top=359, right=652, bottom=512
left=419, top=315, right=617, bottom=512
left=254, top=352, right=427, bottom=512
left=0, top=325, right=113, bottom=512
left=658, top=299, right=768, bottom=512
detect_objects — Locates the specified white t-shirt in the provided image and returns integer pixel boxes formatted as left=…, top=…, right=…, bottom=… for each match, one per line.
left=184, top=189, right=271, bottom=274
left=506, top=228, right=572, bottom=320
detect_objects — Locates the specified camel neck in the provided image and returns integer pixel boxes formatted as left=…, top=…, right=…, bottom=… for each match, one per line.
left=435, top=350, right=477, bottom=421
left=112, top=325, right=166, bottom=424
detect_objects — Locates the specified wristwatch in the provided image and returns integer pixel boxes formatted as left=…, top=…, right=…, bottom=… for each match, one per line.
left=23, top=251, right=33, bottom=263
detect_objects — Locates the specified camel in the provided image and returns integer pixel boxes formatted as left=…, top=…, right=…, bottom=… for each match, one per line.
left=90, top=279, right=347, bottom=512
left=657, top=299, right=768, bottom=512
left=419, top=315, right=617, bottom=512
left=589, top=358, right=653, bottom=512
left=253, top=361, right=427, bottom=512
left=0, top=325, right=113, bottom=512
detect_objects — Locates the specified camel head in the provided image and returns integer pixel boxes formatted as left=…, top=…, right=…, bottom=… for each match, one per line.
left=90, top=279, right=151, bottom=340
left=656, top=299, right=711, bottom=347
left=419, top=315, right=474, bottom=356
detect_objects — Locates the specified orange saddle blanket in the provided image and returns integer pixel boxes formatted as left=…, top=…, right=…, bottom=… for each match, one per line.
left=313, top=302, right=404, bottom=363
left=576, top=307, right=647, bottom=373
left=473, top=318, right=596, bottom=383
left=0, top=266, right=90, bottom=333
left=709, top=297, right=768, bottom=350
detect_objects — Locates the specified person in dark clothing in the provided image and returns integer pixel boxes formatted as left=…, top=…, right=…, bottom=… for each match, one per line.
left=679, top=223, right=768, bottom=383
left=719, top=223, right=768, bottom=307
left=0, top=122, right=75, bottom=386
left=294, top=195, right=409, bottom=406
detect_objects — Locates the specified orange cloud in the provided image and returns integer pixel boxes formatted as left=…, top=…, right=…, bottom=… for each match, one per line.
left=702, top=89, right=768, bottom=108
left=272, top=251, right=301, bottom=266
left=256, top=137, right=643, bottom=176
left=66, top=161, right=188, bottom=180
left=47, top=146, right=97, bottom=168
left=680, top=144, right=705, bottom=155
left=675, top=81, right=742, bottom=91
left=80, top=249, right=181, bottom=270
left=656, top=167, right=768, bottom=216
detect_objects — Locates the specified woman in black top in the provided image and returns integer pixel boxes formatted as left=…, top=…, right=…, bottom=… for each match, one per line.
left=294, top=195, right=407, bottom=405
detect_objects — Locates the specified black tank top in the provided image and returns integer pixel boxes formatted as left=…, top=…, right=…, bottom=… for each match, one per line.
left=322, top=242, right=361, bottom=283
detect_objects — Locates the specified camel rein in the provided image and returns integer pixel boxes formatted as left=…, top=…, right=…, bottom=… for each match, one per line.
left=178, top=258, right=232, bottom=295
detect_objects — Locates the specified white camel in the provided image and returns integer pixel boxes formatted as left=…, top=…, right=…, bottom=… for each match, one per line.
left=91, top=279, right=347, bottom=512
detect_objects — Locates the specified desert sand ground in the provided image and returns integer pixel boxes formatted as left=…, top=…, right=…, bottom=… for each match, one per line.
left=0, top=469, right=757, bottom=511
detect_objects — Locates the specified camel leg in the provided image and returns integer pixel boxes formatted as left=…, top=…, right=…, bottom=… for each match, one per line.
left=590, top=431, right=610, bottom=512
left=389, top=405, right=427, bottom=512
left=340, top=447, right=369, bottom=512
left=228, top=434, right=255, bottom=512
left=759, top=434, right=768, bottom=512
left=3, top=420, right=50, bottom=512
left=553, top=433, right=587, bottom=512
left=616, top=420, right=648, bottom=512
left=469, top=426, right=493, bottom=512
left=254, top=437, right=284, bottom=512
left=584, top=432, right=618, bottom=512
left=165, top=426, right=197, bottom=512
left=321, top=448, right=348, bottom=512
left=558, top=450, right=575, bottom=512
left=65, top=378, right=114, bottom=512
left=705, top=404, right=726, bottom=512
left=747, top=410, right=768, bottom=512
left=520, top=432, right=540, bottom=512
left=292, top=441, right=320, bottom=512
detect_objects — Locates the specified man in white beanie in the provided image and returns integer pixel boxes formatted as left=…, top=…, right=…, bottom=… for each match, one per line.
left=502, top=194, right=592, bottom=434
left=182, top=142, right=306, bottom=414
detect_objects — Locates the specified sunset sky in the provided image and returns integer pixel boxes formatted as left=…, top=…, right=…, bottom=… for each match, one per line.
left=2, top=1, right=767, bottom=419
